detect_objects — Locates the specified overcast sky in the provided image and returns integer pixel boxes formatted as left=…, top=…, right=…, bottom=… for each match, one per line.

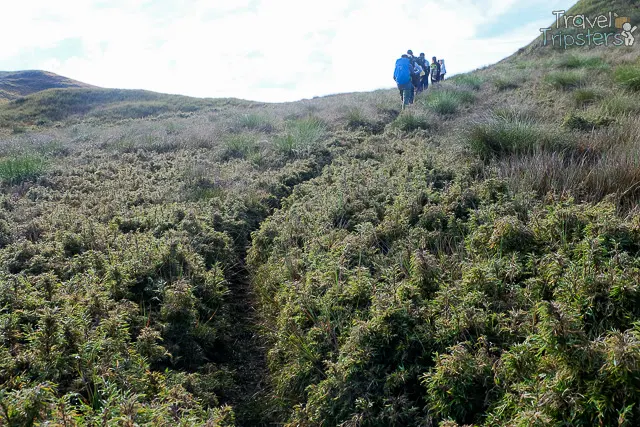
left=1, top=0, right=577, bottom=102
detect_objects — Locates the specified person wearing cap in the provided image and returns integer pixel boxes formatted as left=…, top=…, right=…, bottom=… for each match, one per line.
left=431, top=56, right=441, bottom=84
left=393, top=54, right=414, bottom=107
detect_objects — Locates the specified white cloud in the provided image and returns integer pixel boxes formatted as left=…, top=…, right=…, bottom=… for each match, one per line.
left=2, top=0, right=577, bottom=102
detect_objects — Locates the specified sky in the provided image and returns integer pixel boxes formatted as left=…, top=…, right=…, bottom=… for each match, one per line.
left=1, top=0, right=578, bottom=102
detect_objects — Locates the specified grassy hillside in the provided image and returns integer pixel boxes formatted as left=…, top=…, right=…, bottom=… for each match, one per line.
left=0, top=1, right=639, bottom=425
left=0, top=70, right=94, bottom=103
left=0, top=88, right=255, bottom=129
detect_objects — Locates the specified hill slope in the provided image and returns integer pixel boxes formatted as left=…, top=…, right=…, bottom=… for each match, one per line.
left=0, top=70, right=94, bottom=102
left=0, top=1, right=639, bottom=426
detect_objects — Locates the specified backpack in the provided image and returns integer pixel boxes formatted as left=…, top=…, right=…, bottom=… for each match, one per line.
left=394, top=58, right=412, bottom=85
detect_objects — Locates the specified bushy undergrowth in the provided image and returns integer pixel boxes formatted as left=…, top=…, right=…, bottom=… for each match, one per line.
left=249, top=157, right=640, bottom=425
left=1, top=3, right=640, bottom=424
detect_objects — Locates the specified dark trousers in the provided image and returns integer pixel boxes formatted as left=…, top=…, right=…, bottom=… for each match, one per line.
left=397, top=82, right=413, bottom=106
left=421, top=75, right=429, bottom=90
left=432, top=73, right=440, bottom=84
left=412, top=75, right=421, bottom=93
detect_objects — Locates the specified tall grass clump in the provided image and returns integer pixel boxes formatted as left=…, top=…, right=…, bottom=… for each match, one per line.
left=614, top=65, right=640, bottom=91
left=223, top=133, right=258, bottom=159
left=423, top=89, right=475, bottom=115
left=451, top=74, right=483, bottom=90
left=499, top=143, right=640, bottom=209
left=343, top=107, right=383, bottom=133
left=600, top=93, right=640, bottom=116
left=573, top=88, right=599, bottom=107
left=469, top=116, right=568, bottom=160
left=557, top=54, right=608, bottom=70
left=274, top=116, right=325, bottom=156
left=562, top=111, right=614, bottom=131
left=0, top=154, right=47, bottom=184
left=545, top=71, right=585, bottom=90
left=390, top=110, right=435, bottom=131
left=492, top=71, right=527, bottom=91
left=235, top=113, right=275, bottom=132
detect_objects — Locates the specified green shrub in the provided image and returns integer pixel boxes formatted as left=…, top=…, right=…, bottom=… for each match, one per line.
left=614, top=65, right=640, bottom=91
left=545, top=71, right=585, bottom=90
left=0, top=154, right=47, bottom=184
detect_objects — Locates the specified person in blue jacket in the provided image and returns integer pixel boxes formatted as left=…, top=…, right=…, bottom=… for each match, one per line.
left=394, top=54, right=414, bottom=107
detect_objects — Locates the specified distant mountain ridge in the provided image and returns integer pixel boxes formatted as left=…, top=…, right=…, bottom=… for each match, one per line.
left=0, top=70, right=94, bottom=102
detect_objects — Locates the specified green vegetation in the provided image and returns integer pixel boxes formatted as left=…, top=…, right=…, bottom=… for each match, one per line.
left=0, top=153, right=47, bottom=184
left=469, top=115, right=569, bottom=160
left=573, top=88, right=599, bottom=106
left=1, top=1, right=640, bottom=425
left=615, top=64, right=640, bottom=91
left=274, top=116, right=326, bottom=157
left=450, top=74, right=483, bottom=90
left=545, top=70, right=585, bottom=90
left=0, top=88, right=248, bottom=127
left=601, top=92, right=640, bottom=115
left=557, top=54, right=608, bottom=70
left=390, top=110, right=435, bottom=131
left=234, top=113, right=275, bottom=132
left=422, top=88, right=475, bottom=115
left=562, top=111, right=614, bottom=131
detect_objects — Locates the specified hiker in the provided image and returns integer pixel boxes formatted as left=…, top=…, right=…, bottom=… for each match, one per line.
left=407, top=50, right=416, bottom=67
left=412, top=60, right=423, bottom=94
left=417, top=53, right=430, bottom=91
left=431, top=56, right=441, bottom=84
left=439, top=59, right=447, bottom=81
left=394, top=54, right=414, bottom=107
